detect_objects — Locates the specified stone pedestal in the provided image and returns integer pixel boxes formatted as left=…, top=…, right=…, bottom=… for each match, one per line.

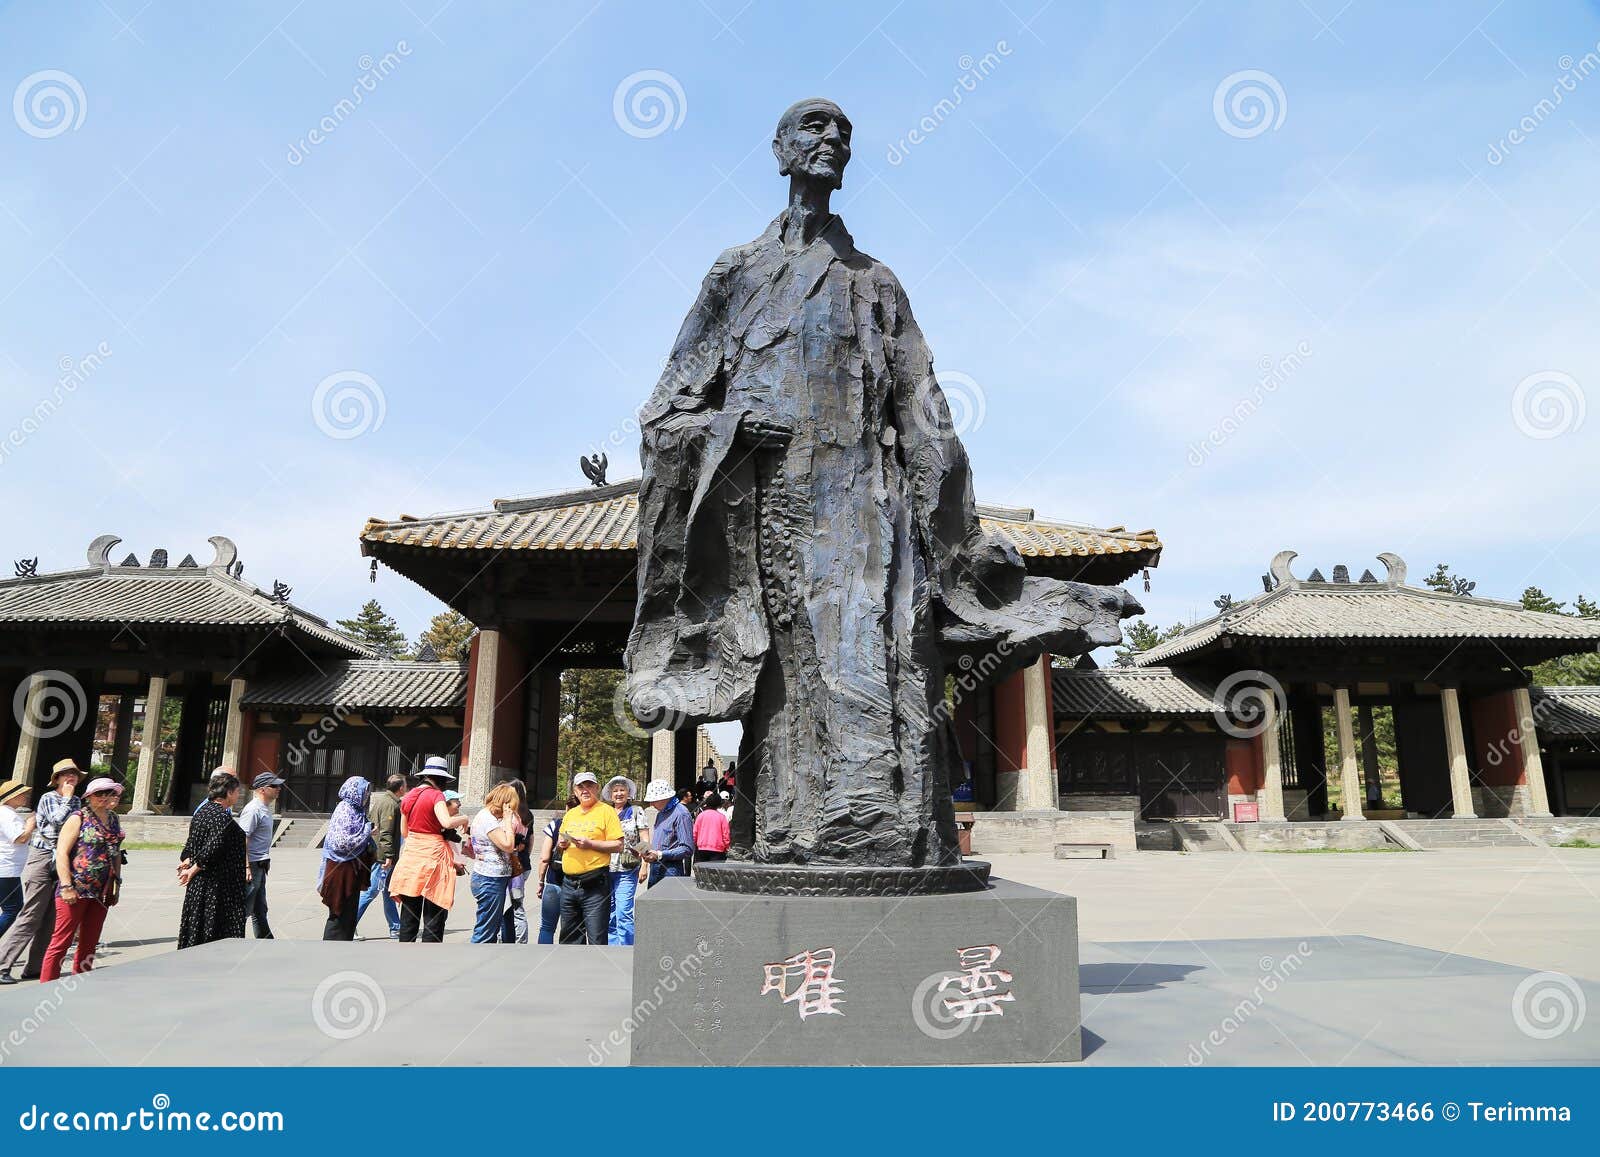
left=630, top=875, right=1081, bottom=1066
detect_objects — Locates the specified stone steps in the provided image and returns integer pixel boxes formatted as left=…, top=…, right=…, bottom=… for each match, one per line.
left=1172, top=822, right=1239, bottom=853
left=270, top=816, right=328, bottom=849
left=1385, top=819, right=1538, bottom=849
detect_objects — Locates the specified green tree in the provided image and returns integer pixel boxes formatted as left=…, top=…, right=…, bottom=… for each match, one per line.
left=1423, top=563, right=1476, bottom=597
left=337, top=599, right=411, bottom=658
left=558, top=668, right=649, bottom=796
left=416, top=610, right=474, bottom=661
left=1115, top=618, right=1187, bottom=662
left=1521, top=586, right=1566, bottom=615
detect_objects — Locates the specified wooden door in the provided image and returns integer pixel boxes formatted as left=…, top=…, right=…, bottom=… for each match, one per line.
left=1393, top=697, right=1452, bottom=816
left=1137, top=733, right=1227, bottom=819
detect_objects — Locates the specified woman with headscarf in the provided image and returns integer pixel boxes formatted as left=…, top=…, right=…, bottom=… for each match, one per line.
left=319, top=776, right=377, bottom=941
left=177, top=769, right=247, bottom=949
left=606, top=776, right=649, bottom=946
left=40, top=777, right=124, bottom=981
left=389, top=756, right=470, bottom=942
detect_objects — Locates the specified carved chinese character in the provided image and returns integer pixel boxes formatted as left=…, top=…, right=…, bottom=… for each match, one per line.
left=939, top=944, right=1014, bottom=1019
left=760, top=947, right=844, bottom=1019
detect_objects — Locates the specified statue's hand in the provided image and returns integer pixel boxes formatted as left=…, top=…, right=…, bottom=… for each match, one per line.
left=740, top=416, right=793, bottom=448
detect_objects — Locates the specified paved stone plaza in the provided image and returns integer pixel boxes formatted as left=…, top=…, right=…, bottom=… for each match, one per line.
left=2, top=846, right=1596, bottom=1065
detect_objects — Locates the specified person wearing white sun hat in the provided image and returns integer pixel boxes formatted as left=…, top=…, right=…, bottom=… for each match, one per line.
left=640, top=779, right=694, bottom=888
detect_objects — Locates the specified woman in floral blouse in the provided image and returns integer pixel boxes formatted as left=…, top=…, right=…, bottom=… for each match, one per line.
left=41, top=777, right=124, bottom=982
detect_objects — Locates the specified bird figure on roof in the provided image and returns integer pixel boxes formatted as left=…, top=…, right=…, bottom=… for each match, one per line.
left=580, top=451, right=609, bottom=487
left=13, top=558, right=37, bottom=578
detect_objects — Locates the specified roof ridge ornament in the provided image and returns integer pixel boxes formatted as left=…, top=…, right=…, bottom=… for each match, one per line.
left=1376, top=551, right=1406, bottom=589
left=1268, top=550, right=1300, bottom=589
left=87, top=534, right=121, bottom=570
left=207, top=536, right=239, bottom=572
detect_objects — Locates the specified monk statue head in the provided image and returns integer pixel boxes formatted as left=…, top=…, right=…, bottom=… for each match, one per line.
left=772, top=98, right=852, bottom=190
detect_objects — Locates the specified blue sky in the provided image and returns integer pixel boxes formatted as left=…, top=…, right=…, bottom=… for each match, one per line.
left=2, top=0, right=1598, bottom=652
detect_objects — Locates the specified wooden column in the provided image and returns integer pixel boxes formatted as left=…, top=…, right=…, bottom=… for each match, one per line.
left=1018, top=654, right=1057, bottom=810
left=128, top=673, right=168, bottom=815
left=1512, top=686, right=1554, bottom=817
left=109, top=692, right=136, bottom=780
left=650, top=729, right=674, bottom=788
left=1439, top=686, right=1477, bottom=819
left=1333, top=687, right=1364, bottom=821
left=1357, top=704, right=1382, bottom=806
left=10, top=673, right=46, bottom=790
left=1258, top=697, right=1286, bottom=822
left=220, top=677, right=247, bottom=771
left=462, top=627, right=500, bottom=808
left=674, top=726, right=698, bottom=793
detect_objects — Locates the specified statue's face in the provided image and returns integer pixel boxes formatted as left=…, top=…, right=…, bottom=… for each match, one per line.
left=774, top=104, right=852, bottom=188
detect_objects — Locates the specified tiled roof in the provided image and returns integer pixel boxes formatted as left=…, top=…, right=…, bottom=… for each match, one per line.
left=1135, top=553, right=1600, bottom=665
left=0, top=564, right=368, bottom=656
left=1052, top=666, right=1218, bottom=718
left=360, top=478, right=1163, bottom=563
left=242, top=660, right=468, bottom=712
left=1530, top=685, right=1600, bottom=737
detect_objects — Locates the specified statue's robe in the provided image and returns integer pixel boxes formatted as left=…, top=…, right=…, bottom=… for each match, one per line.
left=626, top=212, right=1137, bottom=868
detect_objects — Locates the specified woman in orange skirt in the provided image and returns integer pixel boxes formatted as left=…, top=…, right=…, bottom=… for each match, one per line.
left=389, top=757, right=470, bottom=942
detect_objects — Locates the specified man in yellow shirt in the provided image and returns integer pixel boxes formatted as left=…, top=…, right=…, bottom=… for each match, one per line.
left=557, top=771, right=623, bottom=944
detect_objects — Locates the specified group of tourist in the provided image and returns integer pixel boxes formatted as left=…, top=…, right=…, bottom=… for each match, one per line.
left=0, top=757, right=128, bottom=985
left=0, top=753, right=744, bottom=982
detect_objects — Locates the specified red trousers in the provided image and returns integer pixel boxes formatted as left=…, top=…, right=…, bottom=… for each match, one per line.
left=40, top=897, right=109, bottom=982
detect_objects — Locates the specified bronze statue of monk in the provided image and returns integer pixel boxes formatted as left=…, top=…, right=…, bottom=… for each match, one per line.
left=626, top=99, right=1139, bottom=884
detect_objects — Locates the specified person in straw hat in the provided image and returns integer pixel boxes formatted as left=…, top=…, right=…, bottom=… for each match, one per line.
left=389, top=756, right=470, bottom=942
left=0, top=758, right=82, bottom=985
left=0, top=777, right=37, bottom=938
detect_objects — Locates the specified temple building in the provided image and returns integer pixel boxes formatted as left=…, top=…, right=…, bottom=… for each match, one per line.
left=359, top=477, right=1163, bottom=810
left=0, top=535, right=374, bottom=811
left=1052, top=550, right=1600, bottom=844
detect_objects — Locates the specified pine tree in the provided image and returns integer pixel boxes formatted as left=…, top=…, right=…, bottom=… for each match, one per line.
left=336, top=599, right=411, bottom=658
left=1521, top=587, right=1566, bottom=615
left=1423, top=564, right=1475, bottom=597
left=1115, top=619, right=1187, bottom=662
left=416, top=610, right=474, bottom=661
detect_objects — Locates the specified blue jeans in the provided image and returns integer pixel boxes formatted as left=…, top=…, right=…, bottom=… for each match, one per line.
left=537, top=876, right=562, bottom=944
left=0, top=877, right=21, bottom=939
left=608, top=870, right=639, bottom=945
left=355, top=862, right=400, bottom=937
left=470, top=873, right=511, bottom=943
left=648, top=859, right=689, bottom=888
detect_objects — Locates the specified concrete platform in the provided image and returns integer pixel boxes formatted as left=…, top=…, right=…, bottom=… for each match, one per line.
left=5, top=934, right=1595, bottom=1066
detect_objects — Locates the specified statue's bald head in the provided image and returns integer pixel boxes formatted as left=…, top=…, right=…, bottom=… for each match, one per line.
left=773, top=98, right=852, bottom=188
